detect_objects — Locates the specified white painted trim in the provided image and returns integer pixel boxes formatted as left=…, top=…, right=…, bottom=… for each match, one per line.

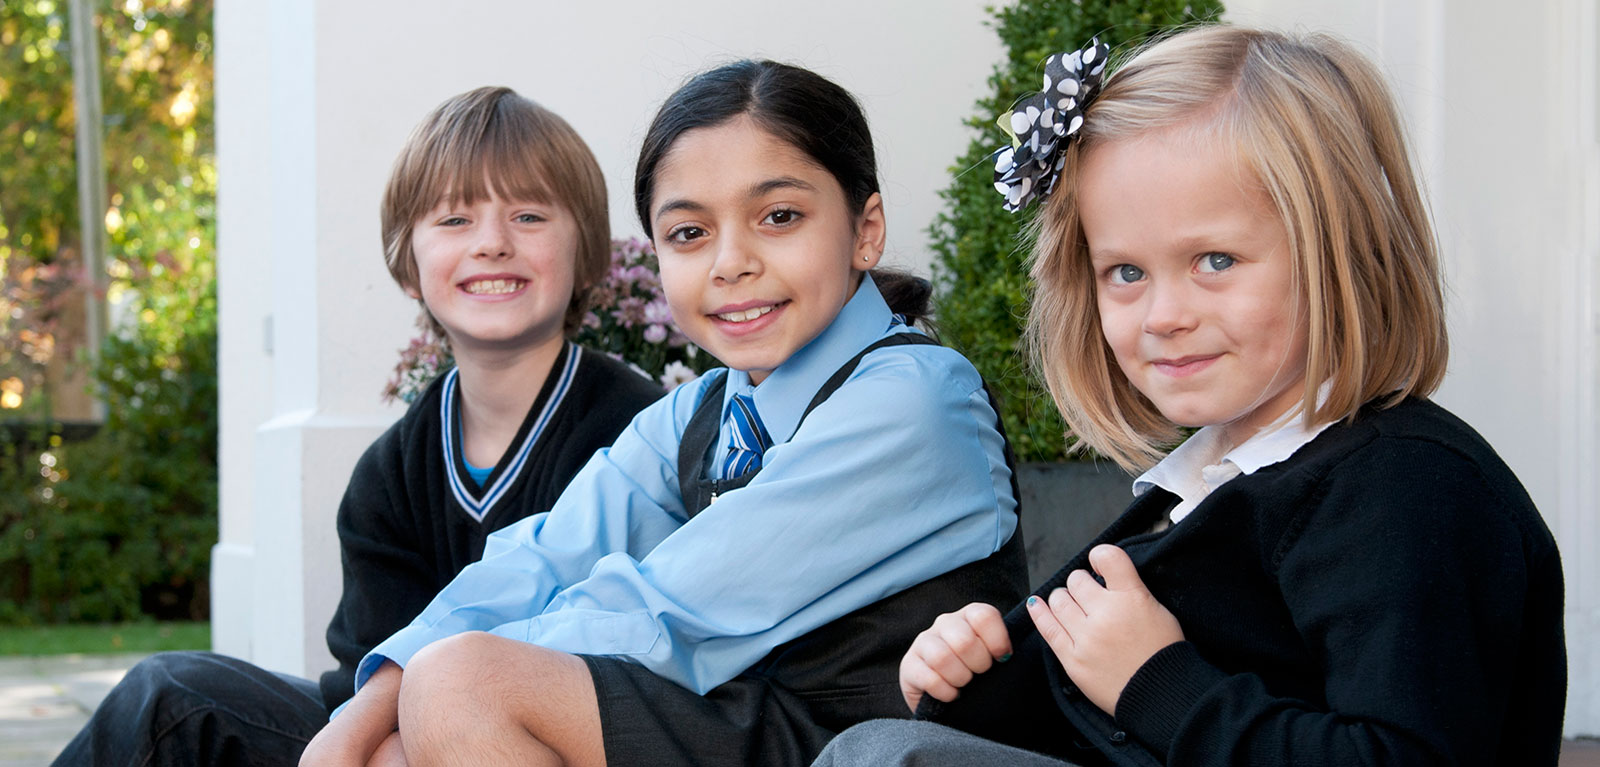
left=1560, top=0, right=1600, bottom=739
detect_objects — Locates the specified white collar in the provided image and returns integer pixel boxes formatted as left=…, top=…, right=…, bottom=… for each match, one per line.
left=1133, top=383, right=1333, bottom=525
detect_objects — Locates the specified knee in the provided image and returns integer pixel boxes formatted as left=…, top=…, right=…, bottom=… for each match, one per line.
left=112, top=651, right=221, bottom=704
left=397, top=631, right=510, bottom=725
left=399, top=632, right=494, bottom=698
left=821, top=719, right=933, bottom=763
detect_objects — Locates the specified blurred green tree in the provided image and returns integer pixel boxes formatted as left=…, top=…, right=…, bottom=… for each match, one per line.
left=0, top=0, right=216, bottom=623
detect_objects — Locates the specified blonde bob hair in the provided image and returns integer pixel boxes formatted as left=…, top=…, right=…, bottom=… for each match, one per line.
left=1027, top=25, right=1447, bottom=472
left=381, top=86, right=609, bottom=337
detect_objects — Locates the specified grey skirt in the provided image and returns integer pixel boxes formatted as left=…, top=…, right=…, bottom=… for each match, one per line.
left=811, top=719, right=1081, bottom=767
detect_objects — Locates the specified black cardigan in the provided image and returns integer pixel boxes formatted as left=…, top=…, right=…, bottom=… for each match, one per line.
left=924, top=398, right=1566, bottom=767
left=317, top=346, right=664, bottom=711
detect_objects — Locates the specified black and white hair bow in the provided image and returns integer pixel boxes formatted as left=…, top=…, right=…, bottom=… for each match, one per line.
left=992, top=39, right=1110, bottom=212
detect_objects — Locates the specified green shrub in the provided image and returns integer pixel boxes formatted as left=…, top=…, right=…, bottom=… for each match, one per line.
left=930, top=0, right=1223, bottom=462
left=0, top=281, right=217, bottom=624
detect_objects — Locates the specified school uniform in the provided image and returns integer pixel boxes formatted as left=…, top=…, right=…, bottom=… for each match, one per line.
left=356, top=276, right=1028, bottom=765
left=820, top=397, right=1567, bottom=767
left=51, top=343, right=662, bottom=767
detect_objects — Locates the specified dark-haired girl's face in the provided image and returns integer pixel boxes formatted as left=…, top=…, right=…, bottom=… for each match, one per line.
left=649, top=117, right=884, bottom=384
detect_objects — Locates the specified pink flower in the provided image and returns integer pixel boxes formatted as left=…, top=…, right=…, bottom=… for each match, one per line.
left=612, top=296, right=646, bottom=328
left=643, top=299, right=673, bottom=326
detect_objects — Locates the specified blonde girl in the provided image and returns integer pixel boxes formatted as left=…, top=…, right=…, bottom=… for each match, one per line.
left=817, top=24, right=1565, bottom=767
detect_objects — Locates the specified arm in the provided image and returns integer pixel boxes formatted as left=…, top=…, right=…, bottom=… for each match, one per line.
left=320, top=438, right=438, bottom=711
left=365, top=346, right=1016, bottom=695
left=301, top=661, right=402, bottom=767
left=351, top=379, right=707, bottom=690
left=497, top=347, right=1016, bottom=693
left=1114, top=439, right=1555, bottom=766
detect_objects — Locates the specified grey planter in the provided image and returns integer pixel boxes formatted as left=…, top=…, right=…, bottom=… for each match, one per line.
left=1015, top=461, right=1135, bottom=589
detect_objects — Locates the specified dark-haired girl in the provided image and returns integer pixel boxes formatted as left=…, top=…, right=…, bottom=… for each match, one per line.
left=302, top=61, right=1027, bottom=767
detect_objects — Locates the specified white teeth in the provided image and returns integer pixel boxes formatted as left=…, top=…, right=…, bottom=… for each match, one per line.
left=716, top=305, right=775, bottom=323
left=463, top=278, right=525, bottom=295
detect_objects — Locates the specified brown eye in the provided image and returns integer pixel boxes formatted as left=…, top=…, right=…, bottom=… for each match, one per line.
left=764, top=208, right=801, bottom=226
left=666, top=225, right=707, bottom=244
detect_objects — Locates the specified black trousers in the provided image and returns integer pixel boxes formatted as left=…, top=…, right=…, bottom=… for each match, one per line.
left=51, top=651, right=327, bottom=767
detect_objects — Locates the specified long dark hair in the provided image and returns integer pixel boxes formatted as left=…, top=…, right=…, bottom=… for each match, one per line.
left=634, top=60, right=931, bottom=325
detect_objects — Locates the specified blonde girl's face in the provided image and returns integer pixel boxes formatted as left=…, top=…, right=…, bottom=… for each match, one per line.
left=1078, top=128, right=1309, bottom=447
left=649, top=116, right=883, bottom=385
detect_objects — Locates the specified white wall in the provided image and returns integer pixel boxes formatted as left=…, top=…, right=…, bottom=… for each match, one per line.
left=213, top=0, right=1002, bottom=678
left=1226, top=0, right=1600, bottom=738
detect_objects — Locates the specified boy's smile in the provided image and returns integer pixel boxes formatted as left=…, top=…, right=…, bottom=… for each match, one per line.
left=649, top=117, right=884, bottom=385
left=459, top=275, right=529, bottom=296
left=1079, top=127, right=1308, bottom=446
left=407, top=192, right=577, bottom=355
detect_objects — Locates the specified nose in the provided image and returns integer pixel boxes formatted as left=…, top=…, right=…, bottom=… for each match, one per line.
left=473, top=219, right=511, bottom=260
left=1141, top=277, right=1197, bottom=337
left=709, top=229, right=760, bottom=284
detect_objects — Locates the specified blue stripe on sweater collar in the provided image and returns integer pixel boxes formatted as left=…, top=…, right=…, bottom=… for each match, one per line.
left=440, top=342, right=582, bottom=522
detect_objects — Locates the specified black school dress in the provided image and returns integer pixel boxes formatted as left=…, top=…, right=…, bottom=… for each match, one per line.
left=583, top=334, right=1030, bottom=766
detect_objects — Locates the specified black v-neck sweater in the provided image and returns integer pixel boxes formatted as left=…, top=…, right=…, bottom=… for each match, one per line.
left=317, top=347, right=663, bottom=710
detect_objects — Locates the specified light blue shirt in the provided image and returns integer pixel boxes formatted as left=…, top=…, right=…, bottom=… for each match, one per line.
left=354, top=276, right=1018, bottom=698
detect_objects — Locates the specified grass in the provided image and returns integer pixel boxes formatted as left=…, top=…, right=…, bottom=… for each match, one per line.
left=0, top=621, right=209, bottom=655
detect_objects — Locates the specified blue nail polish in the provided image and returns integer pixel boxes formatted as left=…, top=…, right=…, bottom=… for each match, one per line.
left=1027, top=595, right=1039, bottom=607
left=999, top=653, right=1012, bottom=663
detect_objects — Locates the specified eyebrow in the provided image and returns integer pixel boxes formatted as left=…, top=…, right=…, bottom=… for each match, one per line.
left=652, top=175, right=820, bottom=225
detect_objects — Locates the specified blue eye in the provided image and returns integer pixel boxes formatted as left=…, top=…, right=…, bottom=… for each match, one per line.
left=1198, top=253, right=1236, bottom=272
left=1109, top=264, right=1145, bottom=285
left=515, top=213, right=545, bottom=224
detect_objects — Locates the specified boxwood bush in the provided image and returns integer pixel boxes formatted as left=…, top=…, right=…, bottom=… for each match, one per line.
left=0, top=283, right=217, bottom=624
left=931, top=0, right=1223, bottom=462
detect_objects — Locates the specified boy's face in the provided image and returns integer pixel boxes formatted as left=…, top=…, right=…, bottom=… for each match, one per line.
left=649, top=117, right=883, bottom=385
left=407, top=191, right=578, bottom=356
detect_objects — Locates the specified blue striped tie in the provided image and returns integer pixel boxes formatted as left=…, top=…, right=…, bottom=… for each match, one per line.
left=720, top=392, right=772, bottom=479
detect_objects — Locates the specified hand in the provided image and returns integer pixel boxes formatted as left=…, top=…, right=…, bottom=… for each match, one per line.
left=899, top=602, right=1012, bottom=712
left=300, top=662, right=403, bottom=767
left=1027, top=544, right=1183, bottom=716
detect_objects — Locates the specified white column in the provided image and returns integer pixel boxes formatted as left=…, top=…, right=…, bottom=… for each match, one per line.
left=215, top=0, right=415, bottom=677
left=211, top=0, right=273, bottom=661
left=1556, top=0, right=1600, bottom=737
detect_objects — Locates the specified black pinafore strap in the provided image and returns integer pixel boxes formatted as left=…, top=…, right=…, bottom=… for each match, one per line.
left=672, top=332, right=1030, bottom=730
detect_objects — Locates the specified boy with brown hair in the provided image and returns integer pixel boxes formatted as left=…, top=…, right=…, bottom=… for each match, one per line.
left=53, top=86, right=662, bottom=767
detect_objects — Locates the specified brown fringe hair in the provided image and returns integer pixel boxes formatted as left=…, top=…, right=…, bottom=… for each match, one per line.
left=380, top=86, right=609, bottom=337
